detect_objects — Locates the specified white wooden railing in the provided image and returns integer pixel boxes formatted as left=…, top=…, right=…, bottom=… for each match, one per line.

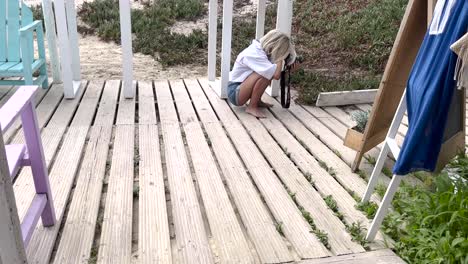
left=208, top=0, right=294, bottom=98
left=41, top=0, right=134, bottom=99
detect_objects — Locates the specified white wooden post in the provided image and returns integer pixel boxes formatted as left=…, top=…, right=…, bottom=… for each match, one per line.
left=41, top=0, right=61, bottom=83
left=65, top=0, right=81, bottom=82
left=267, top=0, right=293, bottom=97
left=256, top=0, right=267, bottom=39
left=54, top=0, right=81, bottom=99
left=119, top=0, right=134, bottom=98
left=217, top=0, right=233, bottom=99
left=0, top=135, right=28, bottom=264
left=207, top=0, right=218, bottom=81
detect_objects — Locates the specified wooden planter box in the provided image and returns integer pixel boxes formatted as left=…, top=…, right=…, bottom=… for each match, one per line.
left=344, top=126, right=364, bottom=151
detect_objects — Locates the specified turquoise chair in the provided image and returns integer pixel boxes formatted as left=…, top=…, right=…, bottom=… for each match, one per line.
left=0, top=0, right=48, bottom=89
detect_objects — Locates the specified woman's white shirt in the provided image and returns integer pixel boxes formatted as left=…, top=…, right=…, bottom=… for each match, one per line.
left=229, top=40, right=277, bottom=83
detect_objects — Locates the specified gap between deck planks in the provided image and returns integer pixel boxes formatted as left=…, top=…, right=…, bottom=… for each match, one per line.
left=52, top=80, right=119, bottom=263
left=155, top=80, right=214, bottom=263
left=194, top=79, right=331, bottom=259
left=185, top=79, right=294, bottom=263
left=229, top=103, right=365, bottom=255
left=97, top=81, right=135, bottom=263
left=25, top=81, right=103, bottom=263
left=170, top=80, right=256, bottom=263
left=138, top=81, right=171, bottom=264
left=3, top=79, right=407, bottom=264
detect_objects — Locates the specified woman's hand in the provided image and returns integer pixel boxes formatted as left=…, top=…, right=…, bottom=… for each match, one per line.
left=290, top=61, right=301, bottom=72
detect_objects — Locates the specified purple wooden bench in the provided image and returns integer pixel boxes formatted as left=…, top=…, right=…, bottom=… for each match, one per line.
left=0, top=86, right=56, bottom=248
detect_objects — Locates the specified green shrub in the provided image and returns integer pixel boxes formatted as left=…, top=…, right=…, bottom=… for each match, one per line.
left=79, top=0, right=207, bottom=66
left=383, top=154, right=468, bottom=263
left=334, top=0, right=407, bottom=73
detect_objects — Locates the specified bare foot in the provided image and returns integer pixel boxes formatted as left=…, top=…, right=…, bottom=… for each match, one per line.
left=258, top=100, right=273, bottom=108
left=246, top=106, right=266, bottom=118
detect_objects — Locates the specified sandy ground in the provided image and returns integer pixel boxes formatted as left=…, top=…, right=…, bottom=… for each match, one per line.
left=32, top=0, right=267, bottom=81
left=78, top=35, right=206, bottom=80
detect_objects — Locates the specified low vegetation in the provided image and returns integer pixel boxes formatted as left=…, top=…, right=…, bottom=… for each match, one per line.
left=291, top=0, right=407, bottom=104
left=382, top=154, right=468, bottom=263
left=78, top=0, right=207, bottom=66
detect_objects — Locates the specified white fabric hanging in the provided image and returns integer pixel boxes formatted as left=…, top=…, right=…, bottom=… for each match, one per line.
left=451, top=32, right=468, bottom=89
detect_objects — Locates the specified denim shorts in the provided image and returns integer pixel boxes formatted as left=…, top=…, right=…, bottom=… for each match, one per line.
left=227, top=81, right=242, bottom=106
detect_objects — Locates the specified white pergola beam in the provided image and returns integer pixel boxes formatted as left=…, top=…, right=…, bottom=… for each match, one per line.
left=119, top=0, right=134, bottom=98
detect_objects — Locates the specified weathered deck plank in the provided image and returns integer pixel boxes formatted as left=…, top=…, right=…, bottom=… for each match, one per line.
left=230, top=105, right=365, bottom=255
left=138, top=81, right=172, bottom=264
left=25, top=81, right=103, bottom=263
left=260, top=97, right=388, bottom=248
left=198, top=79, right=331, bottom=260
left=185, top=79, right=293, bottom=263
left=170, top=80, right=255, bottom=262
left=98, top=81, right=135, bottom=263
left=155, top=80, right=214, bottom=264
left=52, top=81, right=119, bottom=264
left=299, top=249, right=405, bottom=264
left=264, top=98, right=383, bottom=201
left=3, top=84, right=56, bottom=144
left=13, top=83, right=87, bottom=221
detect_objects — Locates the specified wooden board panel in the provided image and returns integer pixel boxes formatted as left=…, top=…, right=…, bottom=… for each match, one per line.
left=352, top=0, right=429, bottom=170
left=185, top=79, right=293, bottom=263
left=197, top=79, right=331, bottom=259
left=52, top=81, right=119, bottom=264
left=154, top=80, right=214, bottom=264
left=299, top=249, right=405, bottom=264
left=169, top=80, right=254, bottom=262
left=24, top=81, right=103, bottom=263
left=230, top=105, right=365, bottom=255
left=138, top=125, right=172, bottom=264
left=97, top=125, right=134, bottom=263
left=98, top=81, right=135, bottom=263
left=138, top=81, right=171, bottom=263
left=316, top=89, right=378, bottom=107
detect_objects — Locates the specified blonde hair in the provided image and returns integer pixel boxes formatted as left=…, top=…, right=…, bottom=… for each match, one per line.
left=260, top=29, right=294, bottom=63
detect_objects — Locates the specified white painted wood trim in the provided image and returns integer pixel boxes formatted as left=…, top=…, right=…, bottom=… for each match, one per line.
left=41, top=0, right=62, bottom=83
left=0, top=135, right=27, bottom=264
left=119, top=0, right=134, bottom=98
left=54, top=0, right=76, bottom=99
left=363, top=91, right=407, bottom=241
left=316, top=89, right=378, bottom=107
left=207, top=0, right=218, bottom=81
left=219, top=0, right=233, bottom=99
left=256, top=0, right=266, bottom=39
left=65, top=0, right=81, bottom=82
left=267, top=0, right=293, bottom=97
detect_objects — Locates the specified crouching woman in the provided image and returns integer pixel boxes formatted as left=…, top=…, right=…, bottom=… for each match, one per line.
left=228, top=29, right=298, bottom=118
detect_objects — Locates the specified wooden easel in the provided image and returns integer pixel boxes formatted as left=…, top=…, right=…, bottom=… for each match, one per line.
left=348, top=0, right=455, bottom=172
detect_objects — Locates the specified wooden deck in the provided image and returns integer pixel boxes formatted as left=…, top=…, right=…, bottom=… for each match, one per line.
left=0, top=80, right=408, bottom=264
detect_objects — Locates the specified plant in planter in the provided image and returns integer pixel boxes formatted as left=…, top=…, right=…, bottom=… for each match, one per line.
left=350, top=110, right=371, bottom=133
left=344, top=110, right=371, bottom=150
